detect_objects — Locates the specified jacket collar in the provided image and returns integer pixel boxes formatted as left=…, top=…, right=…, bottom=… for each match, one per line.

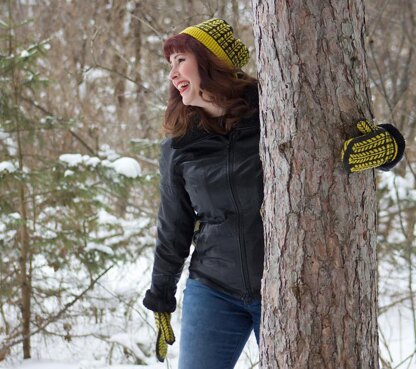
left=171, top=112, right=259, bottom=149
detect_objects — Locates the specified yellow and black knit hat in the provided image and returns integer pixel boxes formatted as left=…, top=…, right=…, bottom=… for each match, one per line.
left=180, top=18, right=250, bottom=69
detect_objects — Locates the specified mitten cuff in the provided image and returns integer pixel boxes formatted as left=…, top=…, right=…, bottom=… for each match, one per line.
left=143, top=289, right=177, bottom=313
left=377, top=123, right=406, bottom=171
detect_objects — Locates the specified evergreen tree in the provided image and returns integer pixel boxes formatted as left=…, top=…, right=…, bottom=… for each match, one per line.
left=0, top=5, right=156, bottom=360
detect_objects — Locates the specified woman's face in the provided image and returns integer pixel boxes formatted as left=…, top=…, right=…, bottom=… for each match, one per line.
left=168, top=51, right=222, bottom=116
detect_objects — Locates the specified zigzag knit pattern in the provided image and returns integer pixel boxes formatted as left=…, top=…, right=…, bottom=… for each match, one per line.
left=154, top=312, right=175, bottom=362
left=342, top=121, right=399, bottom=173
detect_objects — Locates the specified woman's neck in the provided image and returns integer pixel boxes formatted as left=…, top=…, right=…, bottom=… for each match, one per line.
left=203, top=104, right=225, bottom=118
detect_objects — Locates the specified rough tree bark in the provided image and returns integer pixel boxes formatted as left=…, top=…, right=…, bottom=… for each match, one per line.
left=252, top=1, right=379, bottom=368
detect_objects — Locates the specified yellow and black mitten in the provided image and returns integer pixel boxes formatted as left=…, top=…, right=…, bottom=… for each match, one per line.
left=341, top=120, right=405, bottom=173
left=154, top=312, right=175, bottom=362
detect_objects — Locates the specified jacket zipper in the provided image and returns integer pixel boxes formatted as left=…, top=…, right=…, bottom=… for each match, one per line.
left=227, top=132, right=253, bottom=303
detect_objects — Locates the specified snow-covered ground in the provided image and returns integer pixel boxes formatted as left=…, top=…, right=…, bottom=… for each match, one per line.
left=1, top=259, right=414, bottom=369
left=0, top=238, right=413, bottom=369
left=0, top=260, right=259, bottom=369
left=0, top=360, right=165, bottom=369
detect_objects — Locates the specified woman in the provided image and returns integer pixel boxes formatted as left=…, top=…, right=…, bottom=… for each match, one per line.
left=143, top=18, right=405, bottom=369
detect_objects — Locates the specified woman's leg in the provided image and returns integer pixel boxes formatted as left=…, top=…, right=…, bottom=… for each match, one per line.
left=179, top=279, right=253, bottom=369
left=248, top=299, right=261, bottom=344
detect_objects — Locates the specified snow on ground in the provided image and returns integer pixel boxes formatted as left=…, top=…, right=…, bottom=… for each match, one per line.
left=0, top=256, right=412, bottom=369
left=0, top=258, right=258, bottom=369
left=0, top=359, right=167, bottom=369
left=378, top=260, right=416, bottom=368
left=1, top=258, right=413, bottom=369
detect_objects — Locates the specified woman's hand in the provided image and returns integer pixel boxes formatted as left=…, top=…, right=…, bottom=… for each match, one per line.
left=341, top=120, right=405, bottom=173
left=143, top=289, right=177, bottom=361
left=154, top=312, right=175, bottom=362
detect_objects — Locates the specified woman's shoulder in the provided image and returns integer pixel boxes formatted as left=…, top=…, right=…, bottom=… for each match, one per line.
left=160, top=137, right=177, bottom=160
left=161, top=137, right=173, bottom=149
left=159, top=137, right=182, bottom=174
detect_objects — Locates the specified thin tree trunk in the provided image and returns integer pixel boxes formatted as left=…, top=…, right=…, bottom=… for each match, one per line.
left=8, top=0, right=32, bottom=359
left=15, top=51, right=32, bottom=361
left=110, top=1, right=127, bottom=125
left=17, top=182, right=31, bottom=359
left=252, top=1, right=379, bottom=368
left=14, top=58, right=32, bottom=362
left=132, top=0, right=149, bottom=137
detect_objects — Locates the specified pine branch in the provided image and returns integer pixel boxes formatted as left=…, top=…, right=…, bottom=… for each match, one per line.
left=0, top=265, right=114, bottom=353
left=17, top=94, right=96, bottom=155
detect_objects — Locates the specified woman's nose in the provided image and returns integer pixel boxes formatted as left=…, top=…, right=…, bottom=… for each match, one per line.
left=168, top=66, right=178, bottom=81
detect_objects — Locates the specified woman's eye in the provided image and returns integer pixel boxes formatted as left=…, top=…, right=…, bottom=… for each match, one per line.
left=178, top=58, right=185, bottom=63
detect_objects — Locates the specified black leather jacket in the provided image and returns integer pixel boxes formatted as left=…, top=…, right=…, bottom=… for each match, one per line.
left=144, top=89, right=264, bottom=312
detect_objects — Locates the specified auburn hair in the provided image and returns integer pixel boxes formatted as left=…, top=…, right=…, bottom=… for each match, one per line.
left=162, top=33, right=258, bottom=138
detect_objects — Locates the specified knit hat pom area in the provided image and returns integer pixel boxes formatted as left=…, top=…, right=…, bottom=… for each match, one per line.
left=180, top=18, right=250, bottom=69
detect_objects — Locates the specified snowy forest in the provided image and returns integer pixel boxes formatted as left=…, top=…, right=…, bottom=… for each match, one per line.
left=0, top=0, right=415, bottom=368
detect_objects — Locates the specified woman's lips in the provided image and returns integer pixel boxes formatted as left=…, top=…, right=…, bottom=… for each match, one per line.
left=180, top=85, right=189, bottom=95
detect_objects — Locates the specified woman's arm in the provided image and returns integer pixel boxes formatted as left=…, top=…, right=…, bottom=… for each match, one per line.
left=143, top=139, right=196, bottom=313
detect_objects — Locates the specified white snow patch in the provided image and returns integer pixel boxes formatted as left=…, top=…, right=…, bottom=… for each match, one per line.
left=99, top=145, right=119, bottom=161
left=8, top=212, right=21, bottom=220
left=59, top=154, right=101, bottom=168
left=59, top=154, right=84, bottom=167
left=84, top=156, right=100, bottom=167
left=85, top=243, right=114, bottom=255
left=20, top=50, right=30, bottom=58
left=146, top=35, right=160, bottom=44
left=98, top=209, right=119, bottom=225
left=110, top=157, right=141, bottom=178
left=0, top=161, right=17, bottom=173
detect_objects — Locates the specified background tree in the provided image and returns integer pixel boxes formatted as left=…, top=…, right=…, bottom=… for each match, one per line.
left=252, top=1, right=379, bottom=368
left=367, top=1, right=416, bottom=366
left=0, top=1, right=155, bottom=361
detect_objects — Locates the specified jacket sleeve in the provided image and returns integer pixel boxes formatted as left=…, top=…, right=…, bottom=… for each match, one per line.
left=143, top=139, right=196, bottom=313
left=377, top=123, right=406, bottom=171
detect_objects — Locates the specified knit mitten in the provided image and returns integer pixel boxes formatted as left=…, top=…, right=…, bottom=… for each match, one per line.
left=341, top=120, right=405, bottom=173
left=154, top=312, right=175, bottom=362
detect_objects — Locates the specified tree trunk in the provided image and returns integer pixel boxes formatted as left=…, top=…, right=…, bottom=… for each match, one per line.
left=7, top=0, right=32, bottom=358
left=18, top=183, right=31, bottom=359
left=252, top=1, right=379, bottom=368
left=132, top=0, right=150, bottom=137
left=110, top=1, right=127, bottom=126
left=15, top=52, right=32, bottom=360
left=15, top=58, right=32, bottom=361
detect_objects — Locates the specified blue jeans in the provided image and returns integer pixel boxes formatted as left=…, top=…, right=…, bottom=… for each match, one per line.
left=178, top=278, right=261, bottom=369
